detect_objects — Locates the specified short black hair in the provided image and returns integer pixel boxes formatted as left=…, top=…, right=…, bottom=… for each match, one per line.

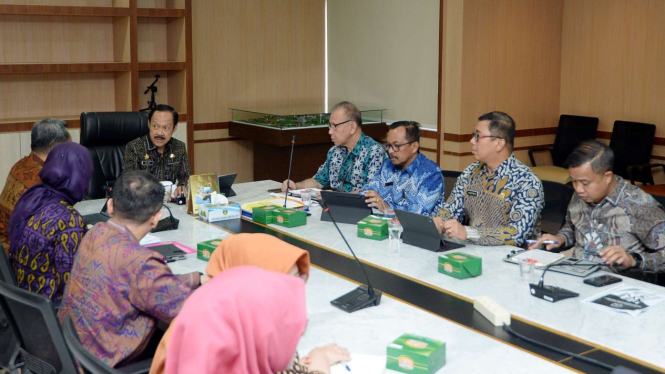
left=478, top=111, right=515, bottom=150
left=31, top=118, right=70, bottom=153
left=149, top=104, right=178, bottom=126
left=331, top=101, right=362, bottom=127
left=112, top=171, right=164, bottom=224
left=565, top=140, right=614, bottom=174
left=389, top=121, right=421, bottom=150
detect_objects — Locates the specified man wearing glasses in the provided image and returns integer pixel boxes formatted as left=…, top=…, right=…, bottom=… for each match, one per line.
left=433, top=111, right=544, bottom=246
left=281, top=101, right=385, bottom=193
left=359, top=121, right=444, bottom=216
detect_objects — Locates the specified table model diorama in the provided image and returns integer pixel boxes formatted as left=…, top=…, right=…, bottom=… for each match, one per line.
left=229, top=106, right=387, bottom=182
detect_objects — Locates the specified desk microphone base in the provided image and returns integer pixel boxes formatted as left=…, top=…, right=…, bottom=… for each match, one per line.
left=331, top=286, right=382, bottom=313
left=530, top=283, right=579, bottom=303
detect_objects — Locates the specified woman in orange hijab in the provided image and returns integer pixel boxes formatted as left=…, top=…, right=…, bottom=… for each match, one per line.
left=149, top=233, right=349, bottom=374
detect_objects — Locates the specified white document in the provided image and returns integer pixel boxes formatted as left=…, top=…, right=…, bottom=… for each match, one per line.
left=139, top=233, right=162, bottom=246
left=583, top=284, right=665, bottom=316
left=331, top=354, right=386, bottom=374
left=509, top=249, right=565, bottom=268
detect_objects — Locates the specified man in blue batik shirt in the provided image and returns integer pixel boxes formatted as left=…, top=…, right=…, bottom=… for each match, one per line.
left=282, top=101, right=385, bottom=193
left=360, top=121, right=444, bottom=216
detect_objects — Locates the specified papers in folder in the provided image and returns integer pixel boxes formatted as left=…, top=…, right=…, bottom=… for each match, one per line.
left=508, top=249, right=565, bottom=268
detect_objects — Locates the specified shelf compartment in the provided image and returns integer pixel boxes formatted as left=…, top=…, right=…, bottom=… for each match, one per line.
left=138, top=62, right=185, bottom=71
left=137, top=16, right=185, bottom=62
left=138, top=70, right=186, bottom=114
left=0, top=62, right=130, bottom=74
left=137, top=8, right=184, bottom=17
left=0, top=4, right=129, bottom=17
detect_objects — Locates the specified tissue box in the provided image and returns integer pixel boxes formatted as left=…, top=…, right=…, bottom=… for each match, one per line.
left=438, top=252, right=482, bottom=279
left=198, top=203, right=241, bottom=223
left=273, top=208, right=306, bottom=228
left=357, top=215, right=390, bottom=241
left=197, top=238, right=223, bottom=261
left=387, top=334, right=446, bottom=374
left=252, top=205, right=279, bottom=224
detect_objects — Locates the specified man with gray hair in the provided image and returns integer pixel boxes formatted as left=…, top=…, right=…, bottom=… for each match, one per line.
left=530, top=140, right=665, bottom=281
left=0, top=118, right=70, bottom=252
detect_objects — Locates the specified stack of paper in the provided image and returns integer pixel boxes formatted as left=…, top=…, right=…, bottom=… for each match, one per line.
left=139, top=233, right=162, bottom=246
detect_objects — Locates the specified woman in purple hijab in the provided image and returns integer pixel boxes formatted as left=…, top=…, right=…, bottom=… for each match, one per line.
left=8, top=142, right=93, bottom=302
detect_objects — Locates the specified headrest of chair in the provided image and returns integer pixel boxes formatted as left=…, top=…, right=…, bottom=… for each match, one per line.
left=80, top=112, right=150, bottom=147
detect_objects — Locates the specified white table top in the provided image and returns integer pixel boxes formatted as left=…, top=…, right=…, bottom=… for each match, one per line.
left=76, top=180, right=665, bottom=372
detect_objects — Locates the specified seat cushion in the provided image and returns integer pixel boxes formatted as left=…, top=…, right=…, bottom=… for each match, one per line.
left=532, top=166, right=571, bottom=185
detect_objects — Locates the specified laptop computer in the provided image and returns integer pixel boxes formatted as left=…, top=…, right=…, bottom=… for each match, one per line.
left=320, top=191, right=372, bottom=225
left=82, top=199, right=110, bottom=227
left=395, top=209, right=465, bottom=252
left=218, top=173, right=237, bottom=197
left=148, top=243, right=187, bottom=262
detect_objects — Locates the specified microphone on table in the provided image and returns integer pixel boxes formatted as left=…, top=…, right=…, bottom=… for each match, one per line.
left=284, top=135, right=296, bottom=208
left=529, top=261, right=613, bottom=303
left=320, top=200, right=382, bottom=313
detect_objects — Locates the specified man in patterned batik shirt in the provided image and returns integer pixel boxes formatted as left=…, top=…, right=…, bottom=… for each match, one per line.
left=434, top=111, right=544, bottom=246
left=360, top=121, right=444, bottom=216
left=530, top=141, right=665, bottom=281
left=58, top=171, right=208, bottom=367
left=281, top=101, right=385, bottom=193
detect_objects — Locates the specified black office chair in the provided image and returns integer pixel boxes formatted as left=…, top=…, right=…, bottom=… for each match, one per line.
left=540, top=181, right=574, bottom=235
left=529, top=115, right=598, bottom=184
left=609, top=120, right=656, bottom=182
left=62, top=316, right=129, bottom=374
left=650, top=193, right=665, bottom=209
left=441, top=170, right=462, bottom=201
left=80, top=112, right=150, bottom=199
left=0, top=243, right=19, bottom=369
left=0, top=280, right=79, bottom=374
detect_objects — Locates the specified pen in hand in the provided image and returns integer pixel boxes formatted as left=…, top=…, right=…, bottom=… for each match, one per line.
left=526, top=240, right=559, bottom=245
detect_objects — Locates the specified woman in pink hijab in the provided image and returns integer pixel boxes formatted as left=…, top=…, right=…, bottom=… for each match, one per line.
left=165, top=266, right=308, bottom=374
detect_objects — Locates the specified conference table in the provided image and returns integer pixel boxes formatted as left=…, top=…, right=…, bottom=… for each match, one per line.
left=76, top=180, right=665, bottom=374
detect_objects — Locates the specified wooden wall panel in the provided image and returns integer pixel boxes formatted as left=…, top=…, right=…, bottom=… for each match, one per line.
left=191, top=0, right=325, bottom=124
left=460, top=0, right=563, bottom=135
left=191, top=0, right=325, bottom=179
left=0, top=15, right=116, bottom=63
left=0, top=1, right=115, bottom=6
left=137, top=0, right=183, bottom=8
left=0, top=73, right=116, bottom=120
left=560, top=0, right=665, bottom=136
left=137, top=17, right=168, bottom=62
left=194, top=140, right=254, bottom=183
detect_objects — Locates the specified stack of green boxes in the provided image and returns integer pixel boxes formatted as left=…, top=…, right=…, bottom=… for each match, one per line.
left=438, top=252, right=482, bottom=279
left=357, top=215, right=390, bottom=241
left=387, top=334, right=446, bottom=374
left=251, top=206, right=307, bottom=228
left=197, top=238, right=223, bottom=261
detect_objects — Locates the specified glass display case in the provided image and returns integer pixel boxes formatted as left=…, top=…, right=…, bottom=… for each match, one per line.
left=230, top=105, right=385, bottom=129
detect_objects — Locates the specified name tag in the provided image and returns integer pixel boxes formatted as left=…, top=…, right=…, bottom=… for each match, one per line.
left=384, top=182, right=394, bottom=187
left=141, top=160, right=154, bottom=167
left=466, top=190, right=478, bottom=197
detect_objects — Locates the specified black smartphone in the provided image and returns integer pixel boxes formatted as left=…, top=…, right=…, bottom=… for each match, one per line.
left=583, top=275, right=622, bottom=287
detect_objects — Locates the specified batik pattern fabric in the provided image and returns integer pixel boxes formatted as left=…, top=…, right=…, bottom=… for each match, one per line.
left=360, top=153, right=444, bottom=216
left=313, top=133, right=385, bottom=192
left=57, top=220, right=199, bottom=367
left=9, top=200, right=85, bottom=303
left=123, top=135, right=191, bottom=186
left=558, top=176, right=665, bottom=278
left=0, top=153, right=43, bottom=253
left=437, top=154, right=544, bottom=246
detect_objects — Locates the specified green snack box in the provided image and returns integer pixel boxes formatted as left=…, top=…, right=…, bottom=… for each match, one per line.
left=387, top=334, right=446, bottom=374
left=273, top=207, right=307, bottom=228
left=357, top=215, right=390, bottom=240
left=197, top=238, right=223, bottom=262
left=438, top=252, right=482, bottom=279
left=252, top=205, right=279, bottom=224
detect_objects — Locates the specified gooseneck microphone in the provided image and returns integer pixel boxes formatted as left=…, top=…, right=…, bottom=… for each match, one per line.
left=529, top=261, right=611, bottom=302
left=284, top=135, right=296, bottom=208
left=321, top=200, right=381, bottom=313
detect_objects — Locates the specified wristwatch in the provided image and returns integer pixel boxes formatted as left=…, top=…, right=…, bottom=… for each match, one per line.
left=630, top=253, right=643, bottom=269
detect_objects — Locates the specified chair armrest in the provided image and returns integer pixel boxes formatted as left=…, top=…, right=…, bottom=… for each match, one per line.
left=528, top=148, right=553, bottom=167
left=627, top=163, right=665, bottom=185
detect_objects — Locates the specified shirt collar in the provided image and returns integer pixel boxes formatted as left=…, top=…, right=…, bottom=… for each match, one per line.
left=480, top=154, right=515, bottom=177
left=400, top=152, right=424, bottom=176
left=601, top=175, right=627, bottom=206
left=145, top=135, right=172, bottom=153
left=30, top=152, right=45, bottom=166
left=342, top=132, right=368, bottom=157
left=106, top=220, right=139, bottom=243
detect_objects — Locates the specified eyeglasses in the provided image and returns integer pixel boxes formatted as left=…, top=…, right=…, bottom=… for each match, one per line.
left=384, top=141, right=416, bottom=152
left=471, top=133, right=502, bottom=142
left=328, top=119, right=351, bottom=130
